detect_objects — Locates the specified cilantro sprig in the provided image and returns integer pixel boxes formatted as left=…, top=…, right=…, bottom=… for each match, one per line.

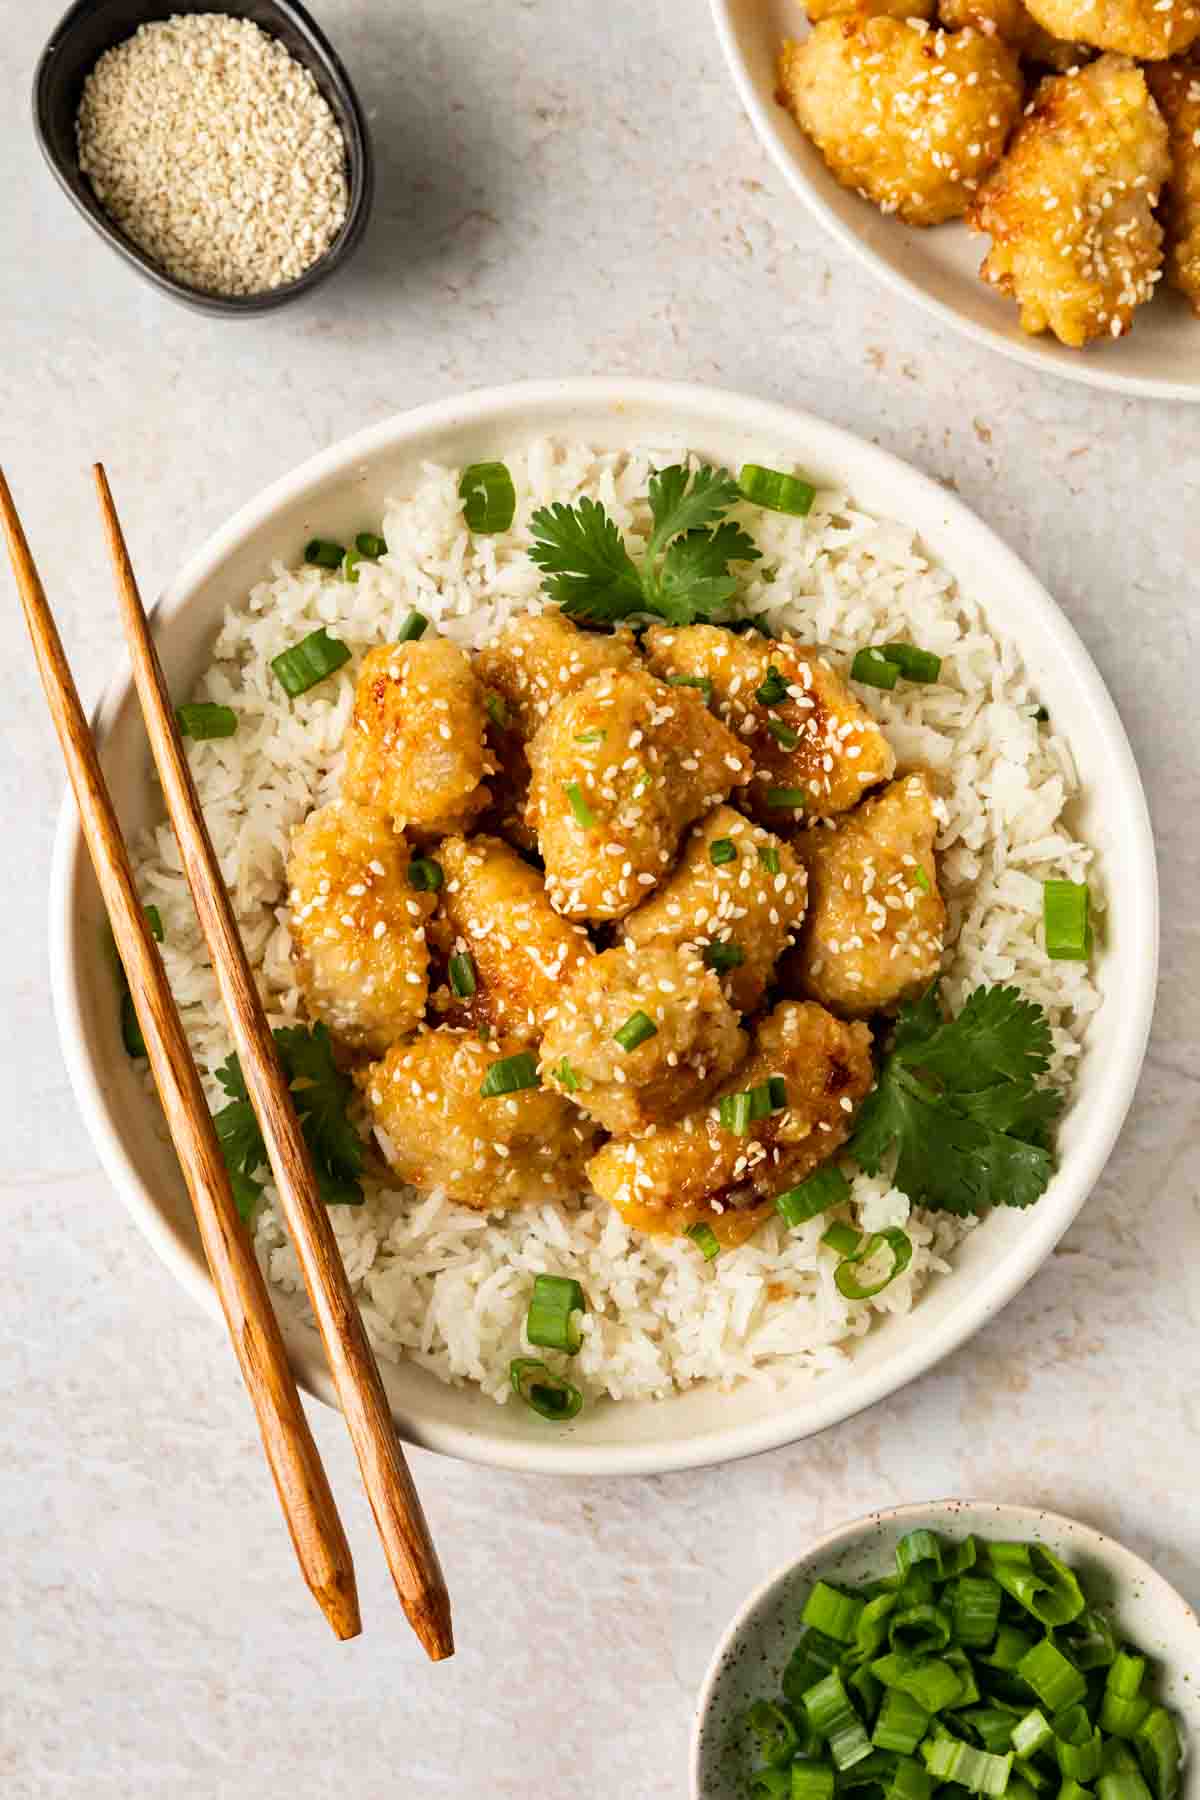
left=528, top=462, right=761, bottom=627
left=849, top=984, right=1062, bottom=1216
left=213, top=1023, right=364, bottom=1221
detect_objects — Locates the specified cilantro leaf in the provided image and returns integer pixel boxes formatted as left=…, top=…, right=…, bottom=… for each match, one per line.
left=645, top=463, right=743, bottom=560
left=527, top=498, right=644, bottom=622
left=211, top=1024, right=364, bottom=1222
left=849, top=983, right=1061, bottom=1217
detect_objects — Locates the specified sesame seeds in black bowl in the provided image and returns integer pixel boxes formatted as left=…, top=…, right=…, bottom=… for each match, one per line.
left=33, top=0, right=374, bottom=316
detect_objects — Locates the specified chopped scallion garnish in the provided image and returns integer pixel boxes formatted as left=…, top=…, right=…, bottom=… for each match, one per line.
left=739, top=463, right=817, bottom=518
left=775, top=1163, right=850, bottom=1227
left=304, top=537, right=345, bottom=569
left=755, top=665, right=790, bottom=706
left=485, top=693, right=509, bottom=731
left=686, top=1221, right=721, bottom=1260
left=480, top=1052, right=539, bottom=1098
left=565, top=781, right=595, bottom=827
left=703, top=940, right=745, bottom=973
left=851, top=647, right=901, bottom=690
left=758, top=845, right=781, bottom=874
left=718, top=1079, right=785, bottom=1135
left=525, top=1273, right=586, bottom=1354
left=827, top=1227, right=913, bottom=1299
left=614, top=1010, right=657, bottom=1052
left=408, top=856, right=443, bottom=893
left=766, top=786, right=807, bottom=810
left=913, top=865, right=932, bottom=895
left=554, top=1057, right=581, bottom=1092
left=271, top=628, right=351, bottom=698
left=766, top=718, right=800, bottom=749
left=395, top=609, right=429, bottom=643
left=448, top=953, right=477, bottom=998
left=709, top=837, right=737, bottom=866
left=355, top=532, right=387, bottom=560
left=574, top=728, right=605, bottom=746
left=343, top=547, right=364, bottom=584
left=667, top=673, right=713, bottom=700
left=459, top=461, right=516, bottom=534
left=881, top=643, right=942, bottom=684
left=176, top=702, right=237, bottom=740
left=509, top=1357, right=582, bottom=1421
left=1043, top=880, right=1091, bottom=962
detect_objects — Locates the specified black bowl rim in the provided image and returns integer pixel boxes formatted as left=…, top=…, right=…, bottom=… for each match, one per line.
left=32, top=0, right=375, bottom=316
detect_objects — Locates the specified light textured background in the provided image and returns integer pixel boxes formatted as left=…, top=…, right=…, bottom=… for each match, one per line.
left=2, top=3, right=1198, bottom=1796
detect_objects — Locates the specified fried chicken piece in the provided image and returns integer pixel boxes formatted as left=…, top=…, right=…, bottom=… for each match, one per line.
left=779, top=772, right=946, bottom=1018
left=1146, top=57, right=1200, bottom=313
left=525, top=668, right=753, bottom=921
left=342, top=638, right=491, bottom=837
left=809, top=0, right=935, bottom=22
left=359, top=1028, right=597, bottom=1211
left=939, top=0, right=1085, bottom=66
left=539, top=944, right=747, bottom=1136
left=587, top=1002, right=872, bottom=1245
left=778, top=18, right=1023, bottom=226
left=475, top=611, right=643, bottom=852
left=285, top=799, right=435, bottom=1055
left=1023, top=0, right=1199, bottom=55
left=620, top=807, right=808, bottom=1016
left=968, top=56, right=1169, bottom=345
left=435, top=834, right=592, bottom=1045
left=643, top=625, right=895, bottom=824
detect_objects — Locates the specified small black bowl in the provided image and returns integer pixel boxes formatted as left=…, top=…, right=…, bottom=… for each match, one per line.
left=33, top=0, right=375, bottom=316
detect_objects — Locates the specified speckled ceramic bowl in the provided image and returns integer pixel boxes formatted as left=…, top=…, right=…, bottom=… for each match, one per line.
left=692, top=1499, right=1200, bottom=1798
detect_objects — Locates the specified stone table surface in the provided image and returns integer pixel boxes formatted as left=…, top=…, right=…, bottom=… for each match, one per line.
left=2, top=1, right=1198, bottom=1795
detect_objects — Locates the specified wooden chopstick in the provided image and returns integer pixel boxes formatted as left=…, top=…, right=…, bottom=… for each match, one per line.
left=0, top=467, right=360, bottom=1644
left=93, top=465, right=454, bottom=1663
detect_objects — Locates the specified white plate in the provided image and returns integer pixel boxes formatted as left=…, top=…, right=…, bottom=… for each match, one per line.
left=692, top=1500, right=1200, bottom=1798
left=48, top=378, right=1157, bottom=1477
left=710, top=0, right=1200, bottom=400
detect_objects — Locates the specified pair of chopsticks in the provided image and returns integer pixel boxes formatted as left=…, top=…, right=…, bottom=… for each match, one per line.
left=1, top=466, right=452, bottom=1660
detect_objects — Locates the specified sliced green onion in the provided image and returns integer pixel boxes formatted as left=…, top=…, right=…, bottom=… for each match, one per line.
left=766, top=786, right=808, bottom=810
left=851, top=647, right=900, bottom=691
left=355, top=531, right=387, bottom=560
left=459, top=461, right=516, bottom=533
left=1098, top=1776, right=1153, bottom=1800
left=144, top=904, right=164, bottom=943
left=847, top=1664, right=882, bottom=1723
left=881, top=643, right=942, bottom=684
left=821, top=1220, right=861, bottom=1258
left=564, top=781, right=595, bottom=828
left=485, top=693, right=510, bottom=730
left=768, top=1075, right=787, bottom=1109
left=1043, top=881, right=1091, bottom=962
left=886, top=1756, right=933, bottom=1800
left=923, top=1737, right=1013, bottom=1796
left=1056, top=1712, right=1105, bottom=1784
left=709, top=837, right=738, bottom=866
left=1011, top=1710, right=1053, bottom=1758
left=408, top=856, right=443, bottom=892
left=525, top=1273, right=586, bottom=1354
left=271, top=628, right=351, bottom=698
left=871, top=1653, right=965, bottom=1714
left=739, top=463, right=817, bottom=517
left=509, top=1357, right=582, bottom=1421
left=480, top=1052, right=539, bottom=1098
left=750, top=1771, right=792, bottom=1800
left=755, top=665, right=790, bottom=706
left=1018, top=1640, right=1088, bottom=1714
left=396, top=608, right=429, bottom=643
left=1100, top=1654, right=1147, bottom=1741
left=448, top=952, right=477, bottom=998
left=874, top=1687, right=932, bottom=1755
left=304, top=537, right=345, bottom=569
left=804, top=1582, right=867, bottom=1645
left=890, top=1604, right=952, bottom=1657
left=630, top=768, right=651, bottom=797
left=745, top=1698, right=799, bottom=1767
left=554, top=1057, right=580, bottom=1093
left=913, top=865, right=932, bottom=895
left=703, top=940, right=745, bottom=973
left=767, top=718, right=801, bottom=750
left=943, top=1538, right=980, bottom=1579
left=950, top=1577, right=1001, bottom=1651
left=176, top=702, right=237, bottom=740
left=687, top=1221, right=721, bottom=1261
left=1065, top=1609, right=1117, bottom=1671
left=1104, top=1742, right=1144, bottom=1777
left=803, top=1670, right=874, bottom=1771
left=719, top=1080, right=782, bottom=1134
left=782, top=1631, right=843, bottom=1705
left=946, top=1646, right=981, bottom=1707
left=575, top=727, right=605, bottom=746
left=983, top=1624, right=1036, bottom=1674
left=1134, top=1708, right=1181, bottom=1800
left=343, top=547, right=364, bottom=584
left=759, top=845, right=782, bottom=874
left=776, top=1164, right=850, bottom=1228
left=121, top=990, right=146, bottom=1058
left=614, top=1010, right=657, bottom=1052
left=667, top=673, right=713, bottom=700
left=897, top=1531, right=945, bottom=1582
left=988, top=1543, right=1086, bottom=1627
left=831, top=1228, right=913, bottom=1300
left=720, top=1090, right=753, bottom=1135
left=790, top=1762, right=836, bottom=1800
left=1059, top=1782, right=1095, bottom=1800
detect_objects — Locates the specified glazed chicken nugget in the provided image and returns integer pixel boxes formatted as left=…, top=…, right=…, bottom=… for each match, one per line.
left=436, top=833, right=592, bottom=1045
left=1146, top=57, right=1200, bottom=314
left=342, top=638, right=491, bottom=837
left=1023, top=0, right=1199, bottom=56
left=643, top=625, right=895, bottom=823
left=620, top=806, right=808, bottom=1016
left=780, top=771, right=946, bottom=1018
left=938, top=0, right=1085, bottom=66
left=968, top=55, right=1169, bottom=345
left=286, top=798, right=435, bottom=1055
left=587, top=1001, right=873, bottom=1245
left=359, top=1028, right=597, bottom=1212
left=540, top=944, right=747, bottom=1136
left=778, top=18, right=1023, bottom=226
left=525, top=668, right=753, bottom=921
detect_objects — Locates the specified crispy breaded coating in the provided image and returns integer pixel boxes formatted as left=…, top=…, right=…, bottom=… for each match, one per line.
left=359, top=1028, right=597, bottom=1211
left=342, top=638, right=491, bottom=837
left=1023, top=0, right=1199, bottom=54
left=620, top=806, right=808, bottom=1016
left=968, top=56, right=1169, bottom=345
left=778, top=19, right=1023, bottom=226
left=435, top=834, right=592, bottom=1045
left=809, top=0, right=935, bottom=20
left=587, top=1001, right=873, bottom=1244
left=1146, top=57, right=1200, bottom=314
left=525, top=668, right=753, bottom=921
left=286, top=799, right=434, bottom=1055
left=540, top=944, right=747, bottom=1136
left=780, top=771, right=946, bottom=1018
left=643, top=625, right=895, bottom=824
left=938, top=0, right=1085, bottom=66
left=475, top=612, right=642, bottom=852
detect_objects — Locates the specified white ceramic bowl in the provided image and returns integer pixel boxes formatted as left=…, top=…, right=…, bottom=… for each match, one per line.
left=710, top=0, right=1200, bottom=401
left=692, top=1499, right=1200, bottom=1798
left=49, top=378, right=1157, bottom=1477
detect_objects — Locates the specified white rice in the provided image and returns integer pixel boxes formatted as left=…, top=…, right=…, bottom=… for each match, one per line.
left=132, top=439, right=1099, bottom=1407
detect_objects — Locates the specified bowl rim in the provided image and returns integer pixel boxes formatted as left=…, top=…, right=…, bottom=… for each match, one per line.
left=31, top=0, right=375, bottom=316
left=47, top=376, right=1158, bottom=1477
left=707, top=0, right=1200, bottom=403
left=689, top=1497, right=1200, bottom=1798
